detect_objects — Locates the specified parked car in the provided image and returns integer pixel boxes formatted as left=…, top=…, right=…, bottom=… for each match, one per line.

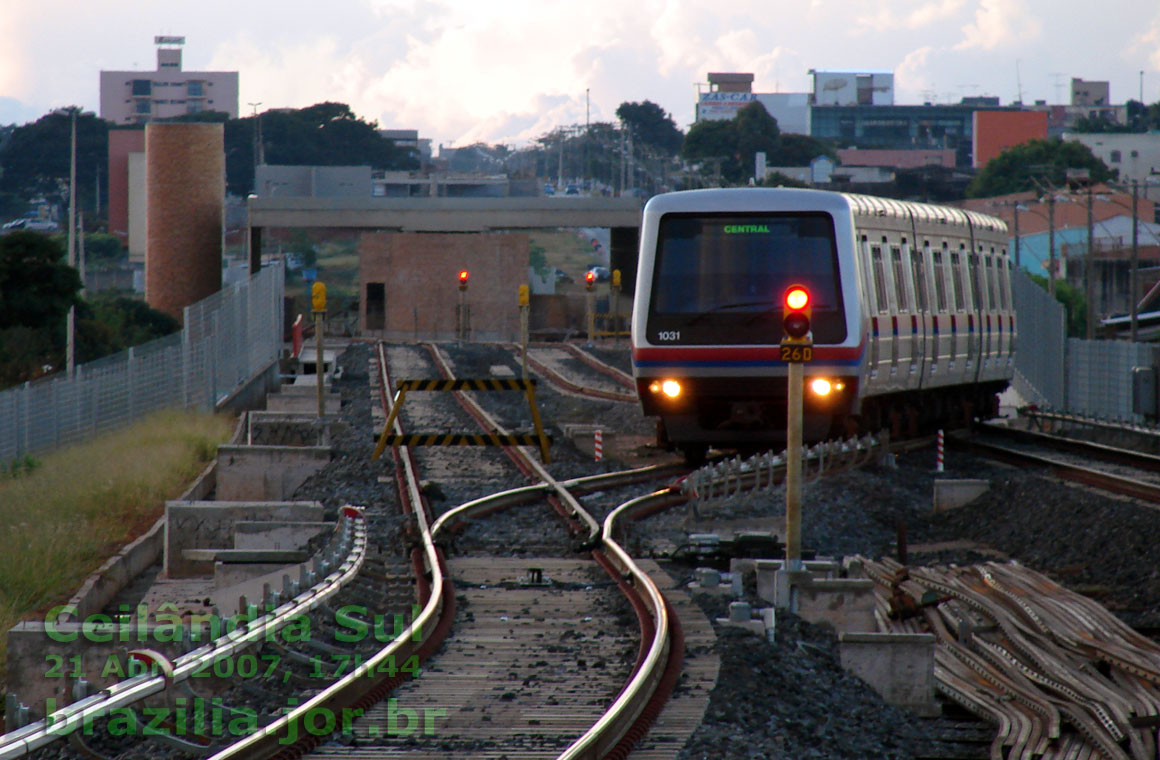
left=586, top=265, right=611, bottom=282
left=544, top=183, right=555, bottom=196
left=554, top=268, right=573, bottom=284
left=2, top=217, right=58, bottom=233
left=564, top=184, right=581, bottom=196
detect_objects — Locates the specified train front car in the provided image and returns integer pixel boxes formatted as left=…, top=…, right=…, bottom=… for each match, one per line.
left=631, top=188, right=864, bottom=462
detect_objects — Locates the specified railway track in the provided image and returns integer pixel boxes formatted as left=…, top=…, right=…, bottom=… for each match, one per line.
left=953, top=423, right=1160, bottom=504
left=321, top=341, right=688, bottom=759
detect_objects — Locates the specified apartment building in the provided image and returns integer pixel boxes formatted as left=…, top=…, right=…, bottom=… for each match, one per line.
left=99, top=37, right=239, bottom=125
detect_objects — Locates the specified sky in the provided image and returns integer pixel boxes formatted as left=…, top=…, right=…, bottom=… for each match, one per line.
left=1, top=0, right=1159, bottom=151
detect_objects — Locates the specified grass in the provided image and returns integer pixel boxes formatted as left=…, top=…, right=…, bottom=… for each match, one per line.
left=0, top=409, right=235, bottom=691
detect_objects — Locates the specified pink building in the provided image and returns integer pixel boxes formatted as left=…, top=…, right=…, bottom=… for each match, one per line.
left=99, top=37, right=238, bottom=126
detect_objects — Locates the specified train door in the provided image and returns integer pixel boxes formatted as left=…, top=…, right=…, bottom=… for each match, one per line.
left=949, top=246, right=972, bottom=385
left=960, top=245, right=982, bottom=382
left=930, top=243, right=952, bottom=381
left=868, top=239, right=892, bottom=384
left=1001, top=257, right=1016, bottom=369
left=909, top=241, right=933, bottom=384
left=890, top=242, right=914, bottom=383
left=982, top=249, right=999, bottom=373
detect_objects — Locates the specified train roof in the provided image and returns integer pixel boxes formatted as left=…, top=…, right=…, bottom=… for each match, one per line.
left=642, top=188, right=1007, bottom=234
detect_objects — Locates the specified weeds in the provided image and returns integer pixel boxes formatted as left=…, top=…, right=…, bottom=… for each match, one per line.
left=0, top=409, right=234, bottom=690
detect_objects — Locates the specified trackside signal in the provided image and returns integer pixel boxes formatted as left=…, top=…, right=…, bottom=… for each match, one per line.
left=458, top=270, right=469, bottom=291
left=782, top=285, right=811, bottom=340
left=585, top=271, right=595, bottom=291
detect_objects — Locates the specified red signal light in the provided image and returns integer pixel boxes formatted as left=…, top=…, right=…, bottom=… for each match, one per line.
left=585, top=270, right=595, bottom=291
left=458, top=270, right=469, bottom=291
left=783, top=284, right=811, bottom=340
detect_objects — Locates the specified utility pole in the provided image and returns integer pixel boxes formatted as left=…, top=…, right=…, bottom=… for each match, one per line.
left=1047, top=193, right=1056, bottom=296
left=1085, top=184, right=1094, bottom=339
left=1012, top=205, right=1021, bottom=268
left=1131, top=179, right=1140, bottom=341
left=247, top=101, right=262, bottom=179
left=66, top=107, right=77, bottom=378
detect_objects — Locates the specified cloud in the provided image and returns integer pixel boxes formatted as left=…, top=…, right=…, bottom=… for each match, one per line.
left=853, top=0, right=965, bottom=33
left=955, top=0, right=1040, bottom=51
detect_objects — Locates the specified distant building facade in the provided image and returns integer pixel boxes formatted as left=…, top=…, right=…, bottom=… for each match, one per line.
left=695, top=72, right=811, bottom=134
left=99, top=37, right=239, bottom=125
left=972, top=110, right=1049, bottom=168
left=1062, top=132, right=1160, bottom=186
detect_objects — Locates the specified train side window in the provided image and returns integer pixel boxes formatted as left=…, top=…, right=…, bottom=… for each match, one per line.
left=984, top=255, right=998, bottom=310
left=949, top=248, right=965, bottom=310
left=870, top=245, right=889, bottom=313
left=966, top=249, right=982, bottom=310
left=1000, top=259, right=1012, bottom=310
left=931, top=247, right=948, bottom=312
left=891, top=245, right=909, bottom=311
left=911, top=246, right=929, bottom=312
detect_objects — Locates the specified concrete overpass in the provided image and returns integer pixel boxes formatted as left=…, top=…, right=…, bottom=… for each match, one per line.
left=245, top=195, right=645, bottom=290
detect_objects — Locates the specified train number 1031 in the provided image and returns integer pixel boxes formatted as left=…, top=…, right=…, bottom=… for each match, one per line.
left=779, top=345, right=813, bottom=362
left=656, top=331, right=681, bottom=342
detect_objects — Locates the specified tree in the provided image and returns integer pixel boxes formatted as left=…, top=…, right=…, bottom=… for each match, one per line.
left=0, top=109, right=108, bottom=217
left=734, top=101, right=780, bottom=174
left=777, top=133, right=838, bottom=166
left=681, top=103, right=806, bottom=185
left=615, top=101, right=684, bottom=156
left=965, top=138, right=1114, bottom=198
left=0, top=231, right=81, bottom=330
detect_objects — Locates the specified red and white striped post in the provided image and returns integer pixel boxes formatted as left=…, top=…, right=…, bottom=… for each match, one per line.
left=936, top=429, right=945, bottom=472
left=594, top=429, right=603, bottom=461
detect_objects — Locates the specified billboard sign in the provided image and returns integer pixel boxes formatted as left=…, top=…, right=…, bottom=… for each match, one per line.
left=698, top=91, right=757, bottom=120
left=154, top=36, right=186, bottom=45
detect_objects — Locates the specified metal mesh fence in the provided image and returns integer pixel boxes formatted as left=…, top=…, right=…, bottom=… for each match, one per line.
left=0, top=264, right=283, bottom=463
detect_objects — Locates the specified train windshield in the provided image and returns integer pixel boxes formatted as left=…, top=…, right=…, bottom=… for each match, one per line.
left=648, top=212, right=845, bottom=344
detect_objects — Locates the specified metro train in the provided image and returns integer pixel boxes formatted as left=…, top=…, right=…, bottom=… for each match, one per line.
left=630, top=187, right=1015, bottom=462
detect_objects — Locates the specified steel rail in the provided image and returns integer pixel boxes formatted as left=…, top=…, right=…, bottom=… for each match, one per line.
left=949, top=433, right=1160, bottom=503
left=559, top=342, right=637, bottom=390
left=978, top=421, right=1160, bottom=472
left=0, top=510, right=368, bottom=760
left=509, top=343, right=637, bottom=403
left=202, top=342, right=447, bottom=760
left=423, top=343, right=678, bottom=759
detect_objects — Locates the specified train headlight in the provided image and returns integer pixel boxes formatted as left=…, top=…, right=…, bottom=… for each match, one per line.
left=649, top=379, right=682, bottom=399
left=809, top=378, right=844, bottom=397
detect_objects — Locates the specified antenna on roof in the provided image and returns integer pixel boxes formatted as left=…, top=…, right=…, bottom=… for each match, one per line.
left=1015, top=59, right=1023, bottom=105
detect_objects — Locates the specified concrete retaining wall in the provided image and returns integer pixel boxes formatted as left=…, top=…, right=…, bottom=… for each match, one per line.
left=839, top=632, right=940, bottom=716
left=164, top=501, right=325, bottom=577
left=215, top=444, right=331, bottom=501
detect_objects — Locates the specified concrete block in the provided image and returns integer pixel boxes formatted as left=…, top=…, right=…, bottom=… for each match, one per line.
left=265, top=393, right=342, bottom=415
left=728, top=601, right=751, bottom=623
left=693, top=567, right=721, bottom=587
left=795, top=578, right=878, bottom=634
left=761, top=606, right=776, bottom=642
left=215, top=561, right=303, bottom=589
left=165, top=501, right=324, bottom=578
left=933, top=479, right=990, bottom=512
left=839, top=632, right=940, bottom=716
left=216, top=444, right=331, bottom=500
left=233, top=521, right=333, bottom=551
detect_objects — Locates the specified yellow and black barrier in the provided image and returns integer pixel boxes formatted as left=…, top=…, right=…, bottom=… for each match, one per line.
left=372, top=377, right=551, bottom=463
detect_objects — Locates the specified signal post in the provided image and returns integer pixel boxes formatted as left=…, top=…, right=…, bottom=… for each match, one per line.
left=518, top=284, right=530, bottom=379
left=781, top=285, right=812, bottom=572
left=457, top=270, right=469, bottom=345
left=584, top=270, right=596, bottom=347
left=311, top=281, right=327, bottom=419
